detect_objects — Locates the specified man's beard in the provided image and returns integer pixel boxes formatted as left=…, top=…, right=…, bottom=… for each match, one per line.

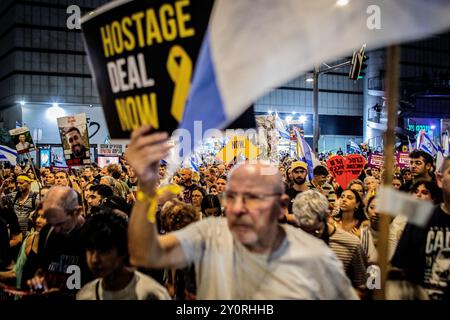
left=72, top=144, right=84, bottom=157
left=294, top=177, right=306, bottom=185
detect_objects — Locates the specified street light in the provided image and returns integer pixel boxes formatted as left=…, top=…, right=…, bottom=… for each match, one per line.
left=299, top=115, right=307, bottom=124
left=312, top=44, right=367, bottom=152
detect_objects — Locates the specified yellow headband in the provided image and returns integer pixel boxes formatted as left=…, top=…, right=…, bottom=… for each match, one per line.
left=16, top=175, right=32, bottom=182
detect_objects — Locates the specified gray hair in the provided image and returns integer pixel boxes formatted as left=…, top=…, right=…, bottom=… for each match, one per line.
left=292, top=190, right=329, bottom=222
left=60, top=188, right=79, bottom=214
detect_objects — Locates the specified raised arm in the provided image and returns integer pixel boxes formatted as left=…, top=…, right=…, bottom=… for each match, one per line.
left=126, top=126, right=187, bottom=269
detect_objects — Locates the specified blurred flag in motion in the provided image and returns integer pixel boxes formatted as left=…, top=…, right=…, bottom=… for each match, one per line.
left=179, top=0, right=450, bottom=156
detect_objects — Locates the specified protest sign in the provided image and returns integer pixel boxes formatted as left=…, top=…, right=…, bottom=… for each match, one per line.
left=98, top=156, right=120, bottom=168
left=326, top=154, right=366, bottom=188
left=57, top=113, right=91, bottom=167
left=81, top=0, right=213, bottom=139
left=368, top=152, right=411, bottom=169
left=9, top=127, right=35, bottom=154
left=40, top=149, right=51, bottom=167
left=396, top=152, right=410, bottom=169
left=216, top=135, right=261, bottom=164
left=98, top=144, right=123, bottom=156
left=368, top=152, right=384, bottom=169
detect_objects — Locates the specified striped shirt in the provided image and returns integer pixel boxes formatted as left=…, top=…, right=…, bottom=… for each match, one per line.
left=329, top=228, right=368, bottom=288
left=306, top=181, right=337, bottom=205
left=4, top=192, right=37, bottom=237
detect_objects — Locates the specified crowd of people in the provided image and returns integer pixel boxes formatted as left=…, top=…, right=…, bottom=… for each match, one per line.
left=0, top=128, right=449, bottom=300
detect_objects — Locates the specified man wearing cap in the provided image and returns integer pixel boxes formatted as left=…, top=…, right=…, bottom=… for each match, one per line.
left=286, top=161, right=309, bottom=213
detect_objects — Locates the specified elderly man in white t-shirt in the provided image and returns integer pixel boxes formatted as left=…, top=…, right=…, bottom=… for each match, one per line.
left=127, top=126, right=357, bottom=300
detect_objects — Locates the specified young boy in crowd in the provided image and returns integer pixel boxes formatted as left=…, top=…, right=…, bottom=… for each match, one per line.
left=76, top=209, right=170, bottom=300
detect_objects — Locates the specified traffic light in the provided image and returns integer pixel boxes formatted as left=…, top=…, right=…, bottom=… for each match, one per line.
left=349, top=44, right=368, bottom=80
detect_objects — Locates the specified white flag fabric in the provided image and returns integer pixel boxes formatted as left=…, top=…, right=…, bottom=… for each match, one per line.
left=180, top=0, right=450, bottom=159
left=208, top=0, right=450, bottom=123
left=442, top=130, right=449, bottom=156
left=274, top=113, right=290, bottom=141
left=377, top=186, right=435, bottom=227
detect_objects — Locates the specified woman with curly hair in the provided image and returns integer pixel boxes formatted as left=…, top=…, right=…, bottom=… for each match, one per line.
left=159, top=200, right=199, bottom=300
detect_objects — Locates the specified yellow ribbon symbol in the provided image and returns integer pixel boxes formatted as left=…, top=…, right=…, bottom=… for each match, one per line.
left=167, top=45, right=192, bottom=122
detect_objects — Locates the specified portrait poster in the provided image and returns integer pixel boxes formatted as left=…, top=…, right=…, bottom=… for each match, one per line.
left=9, top=127, right=35, bottom=154
left=57, top=113, right=91, bottom=166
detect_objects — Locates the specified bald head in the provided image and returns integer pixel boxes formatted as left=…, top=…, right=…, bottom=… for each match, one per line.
left=180, top=168, right=193, bottom=185
left=45, top=186, right=79, bottom=213
left=43, top=186, right=82, bottom=234
left=228, top=162, right=284, bottom=194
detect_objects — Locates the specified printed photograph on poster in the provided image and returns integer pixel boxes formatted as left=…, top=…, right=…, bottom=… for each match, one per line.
left=51, top=147, right=67, bottom=167
left=57, top=113, right=91, bottom=166
left=98, top=144, right=123, bottom=157
left=98, top=156, right=119, bottom=168
left=9, top=127, right=35, bottom=154
left=40, top=149, right=51, bottom=168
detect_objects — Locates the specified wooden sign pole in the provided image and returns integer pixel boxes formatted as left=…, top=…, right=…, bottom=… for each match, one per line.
left=374, top=45, right=400, bottom=300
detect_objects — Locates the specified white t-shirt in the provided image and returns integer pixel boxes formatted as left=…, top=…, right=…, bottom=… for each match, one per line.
left=172, top=217, right=358, bottom=300
left=76, top=270, right=170, bottom=300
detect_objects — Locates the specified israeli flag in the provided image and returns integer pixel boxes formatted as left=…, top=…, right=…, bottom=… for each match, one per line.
left=190, top=158, right=199, bottom=173
left=295, top=131, right=314, bottom=180
left=442, top=130, right=449, bottom=157
left=179, top=0, right=450, bottom=158
left=417, top=131, right=440, bottom=157
left=0, top=145, right=17, bottom=165
left=349, top=140, right=361, bottom=153
left=275, top=113, right=290, bottom=141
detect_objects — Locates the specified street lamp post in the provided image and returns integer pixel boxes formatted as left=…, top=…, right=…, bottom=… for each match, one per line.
left=313, top=66, right=320, bottom=153
left=312, top=60, right=353, bottom=153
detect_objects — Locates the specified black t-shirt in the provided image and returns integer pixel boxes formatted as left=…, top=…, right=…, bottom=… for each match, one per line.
left=0, top=216, right=10, bottom=270
left=392, top=205, right=450, bottom=300
left=400, top=181, right=413, bottom=192
left=0, top=206, right=21, bottom=238
left=37, top=224, right=92, bottom=297
left=286, top=187, right=305, bottom=213
left=181, top=184, right=198, bottom=204
left=127, top=179, right=138, bottom=188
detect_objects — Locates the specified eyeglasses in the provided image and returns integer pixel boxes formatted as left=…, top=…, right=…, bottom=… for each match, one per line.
left=223, top=191, right=281, bottom=209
